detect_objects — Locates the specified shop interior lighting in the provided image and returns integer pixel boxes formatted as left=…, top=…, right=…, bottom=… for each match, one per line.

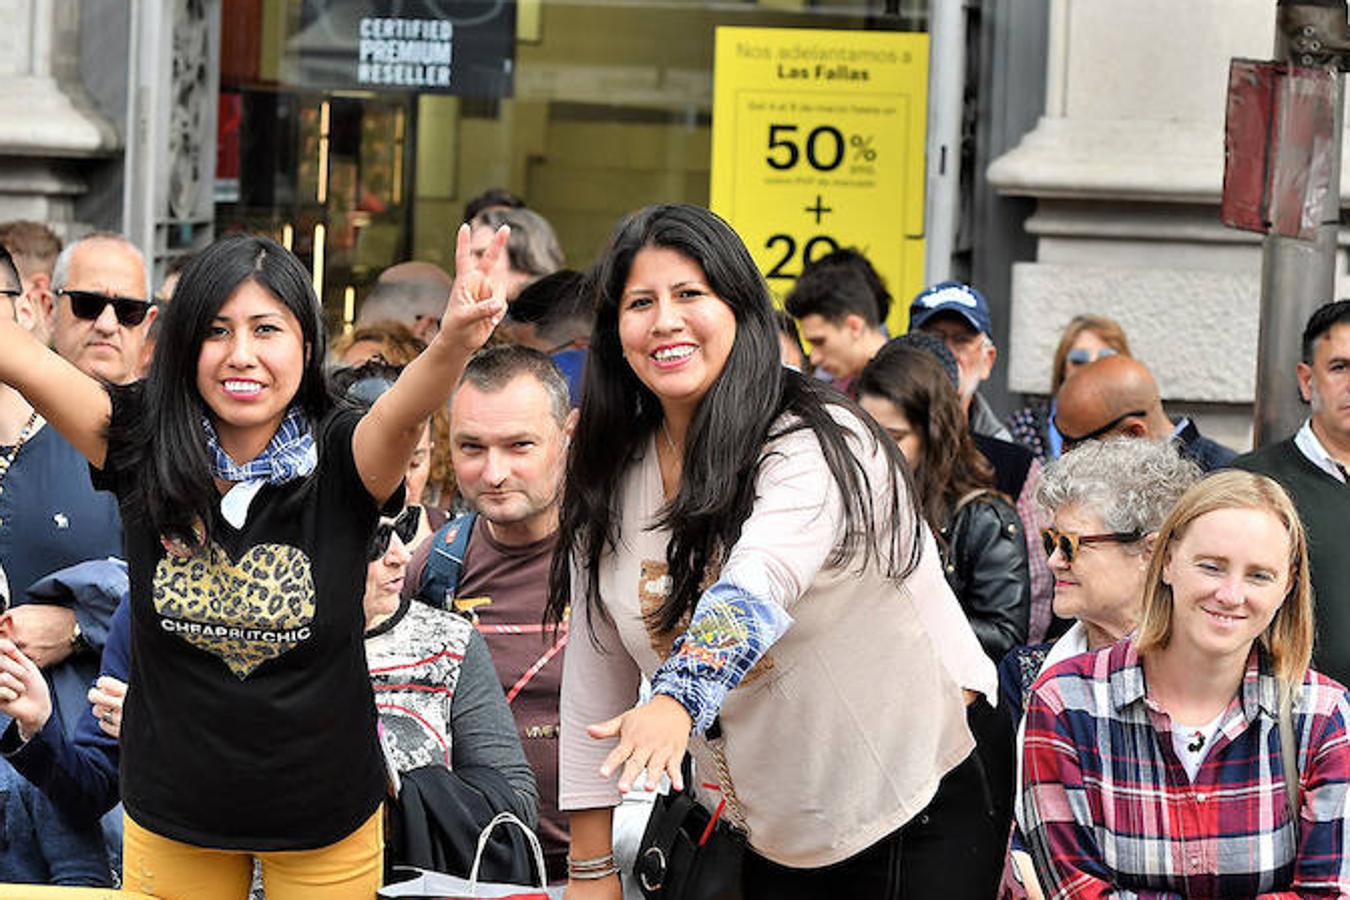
left=312, top=223, right=326, bottom=297
left=318, top=101, right=331, bottom=204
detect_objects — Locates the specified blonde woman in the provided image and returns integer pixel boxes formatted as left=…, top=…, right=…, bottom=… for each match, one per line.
left=1019, top=470, right=1350, bottom=897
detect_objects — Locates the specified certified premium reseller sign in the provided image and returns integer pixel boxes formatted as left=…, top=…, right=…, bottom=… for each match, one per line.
left=285, top=0, right=516, bottom=97
left=357, top=17, right=455, bottom=88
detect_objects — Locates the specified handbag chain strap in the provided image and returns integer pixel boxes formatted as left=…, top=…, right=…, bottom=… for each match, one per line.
left=707, top=739, right=750, bottom=835
left=1278, top=679, right=1302, bottom=839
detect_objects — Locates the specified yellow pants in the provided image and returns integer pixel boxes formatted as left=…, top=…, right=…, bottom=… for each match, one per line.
left=0, top=890, right=153, bottom=899
left=121, top=810, right=383, bottom=900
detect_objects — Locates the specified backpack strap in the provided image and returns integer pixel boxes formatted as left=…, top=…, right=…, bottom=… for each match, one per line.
left=416, top=511, right=478, bottom=610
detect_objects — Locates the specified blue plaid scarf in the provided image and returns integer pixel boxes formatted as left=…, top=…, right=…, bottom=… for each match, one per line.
left=203, top=405, right=317, bottom=484
left=203, top=406, right=317, bottom=526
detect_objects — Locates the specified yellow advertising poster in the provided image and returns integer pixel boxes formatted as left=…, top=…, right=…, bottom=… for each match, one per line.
left=710, top=27, right=928, bottom=334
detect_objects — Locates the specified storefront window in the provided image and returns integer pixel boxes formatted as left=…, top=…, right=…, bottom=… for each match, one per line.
left=216, top=0, right=928, bottom=328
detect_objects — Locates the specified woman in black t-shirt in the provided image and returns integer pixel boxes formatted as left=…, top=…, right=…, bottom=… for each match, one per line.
left=0, top=227, right=508, bottom=899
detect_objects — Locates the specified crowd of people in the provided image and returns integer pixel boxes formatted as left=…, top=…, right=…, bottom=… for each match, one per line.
left=0, top=191, right=1345, bottom=900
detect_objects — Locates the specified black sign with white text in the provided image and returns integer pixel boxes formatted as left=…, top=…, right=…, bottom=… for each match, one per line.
left=287, top=0, right=516, bottom=96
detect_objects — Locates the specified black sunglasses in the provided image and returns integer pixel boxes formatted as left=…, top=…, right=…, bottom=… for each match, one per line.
left=58, top=289, right=153, bottom=327
left=1041, top=527, right=1143, bottom=563
left=1056, top=409, right=1148, bottom=450
left=369, top=506, right=420, bottom=560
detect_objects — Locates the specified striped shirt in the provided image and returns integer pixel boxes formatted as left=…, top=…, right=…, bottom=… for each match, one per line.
left=1019, top=639, right=1350, bottom=899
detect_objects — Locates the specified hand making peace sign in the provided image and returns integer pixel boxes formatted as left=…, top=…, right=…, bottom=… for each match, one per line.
left=437, top=222, right=510, bottom=356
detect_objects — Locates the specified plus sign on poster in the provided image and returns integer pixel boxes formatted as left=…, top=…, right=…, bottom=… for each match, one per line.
left=710, top=27, right=928, bottom=334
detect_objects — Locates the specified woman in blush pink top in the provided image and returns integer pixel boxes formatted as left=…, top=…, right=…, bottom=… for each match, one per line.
left=546, top=204, right=996, bottom=899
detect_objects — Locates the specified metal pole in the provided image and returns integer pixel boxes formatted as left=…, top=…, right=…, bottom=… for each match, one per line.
left=923, top=0, right=964, bottom=286
left=1254, top=0, right=1346, bottom=446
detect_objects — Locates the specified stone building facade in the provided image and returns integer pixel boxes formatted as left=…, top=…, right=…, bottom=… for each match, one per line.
left=989, top=0, right=1347, bottom=450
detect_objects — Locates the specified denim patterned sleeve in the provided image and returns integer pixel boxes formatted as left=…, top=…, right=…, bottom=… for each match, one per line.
left=650, top=580, right=794, bottom=734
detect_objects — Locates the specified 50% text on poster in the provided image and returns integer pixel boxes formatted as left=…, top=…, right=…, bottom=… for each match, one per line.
left=710, top=27, right=929, bottom=332
left=761, top=122, right=880, bottom=278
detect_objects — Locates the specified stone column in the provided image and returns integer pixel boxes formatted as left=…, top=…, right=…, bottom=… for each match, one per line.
left=0, top=0, right=121, bottom=229
left=987, top=0, right=1346, bottom=450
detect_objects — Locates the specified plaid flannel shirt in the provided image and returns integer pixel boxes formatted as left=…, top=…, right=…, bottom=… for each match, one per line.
left=1019, top=639, right=1350, bottom=899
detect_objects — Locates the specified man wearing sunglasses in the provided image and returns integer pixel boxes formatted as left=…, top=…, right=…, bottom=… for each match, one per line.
left=1054, top=353, right=1235, bottom=472
left=50, top=233, right=155, bottom=387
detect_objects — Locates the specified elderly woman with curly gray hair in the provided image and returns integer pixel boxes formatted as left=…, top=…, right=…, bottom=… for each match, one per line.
left=995, top=437, right=1201, bottom=898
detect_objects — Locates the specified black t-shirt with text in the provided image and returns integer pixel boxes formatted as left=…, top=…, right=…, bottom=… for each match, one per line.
left=96, top=394, right=393, bottom=850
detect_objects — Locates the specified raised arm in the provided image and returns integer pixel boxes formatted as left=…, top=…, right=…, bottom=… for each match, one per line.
left=0, top=318, right=110, bottom=467
left=351, top=224, right=509, bottom=504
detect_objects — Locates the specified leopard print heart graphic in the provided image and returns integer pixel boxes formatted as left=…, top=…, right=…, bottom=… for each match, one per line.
left=153, top=541, right=316, bottom=679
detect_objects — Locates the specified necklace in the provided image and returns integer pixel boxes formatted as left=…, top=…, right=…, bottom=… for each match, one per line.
left=657, top=420, right=683, bottom=499
left=659, top=420, right=680, bottom=458
left=0, top=410, right=41, bottom=494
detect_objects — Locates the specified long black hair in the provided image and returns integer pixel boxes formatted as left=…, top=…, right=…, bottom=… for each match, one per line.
left=546, top=204, right=922, bottom=635
left=106, top=233, right=334, bottom=547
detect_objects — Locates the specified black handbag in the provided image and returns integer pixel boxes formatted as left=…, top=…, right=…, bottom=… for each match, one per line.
left=634, top=752, right=747, bottom=900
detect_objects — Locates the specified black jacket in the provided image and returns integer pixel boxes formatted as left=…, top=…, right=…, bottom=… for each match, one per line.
left=1174, top=418, right=1237, bottom=472
left=386, top=764, right=541, bottom=886
left=940, top=492, right=1031, bottom=663
left=972, top=433, right=1033, bottom=500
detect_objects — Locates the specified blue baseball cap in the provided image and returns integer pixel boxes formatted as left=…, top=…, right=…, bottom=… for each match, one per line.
left=908, top=281, right=992, bottom=336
